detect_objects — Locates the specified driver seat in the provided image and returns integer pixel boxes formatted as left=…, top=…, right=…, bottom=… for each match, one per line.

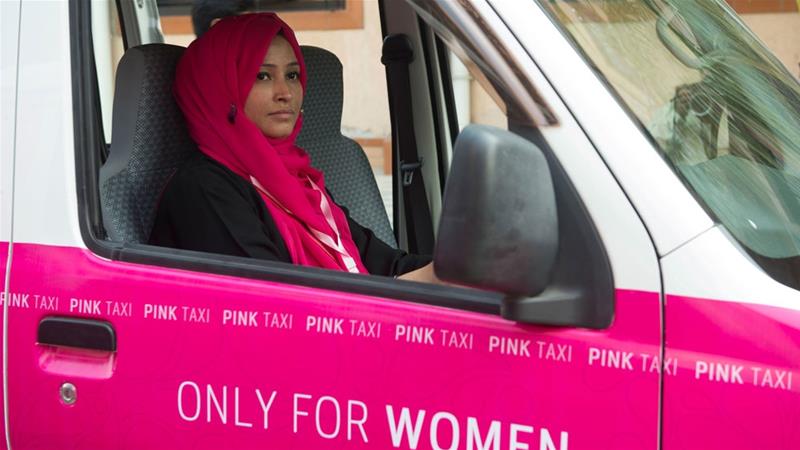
left=99, top=43, right=395, bottom=247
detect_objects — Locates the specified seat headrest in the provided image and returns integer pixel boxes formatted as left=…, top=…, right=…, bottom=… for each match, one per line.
left=298, top=46, right=344, bottom=140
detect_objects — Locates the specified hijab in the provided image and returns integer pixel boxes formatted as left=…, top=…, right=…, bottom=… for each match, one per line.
left=174, top=13, right=368, bottom=274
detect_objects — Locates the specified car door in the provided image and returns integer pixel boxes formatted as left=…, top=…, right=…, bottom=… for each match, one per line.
left=500, top=1, right=800, bottom=448
left=6, top=1, right=662, bottom=449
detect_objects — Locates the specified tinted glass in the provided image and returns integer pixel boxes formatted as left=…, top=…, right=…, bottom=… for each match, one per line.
left=539, top=0, right=800, bottom=258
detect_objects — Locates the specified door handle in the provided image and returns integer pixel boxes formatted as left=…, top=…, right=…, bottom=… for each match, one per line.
left=37, top=316, right=116, bottom=352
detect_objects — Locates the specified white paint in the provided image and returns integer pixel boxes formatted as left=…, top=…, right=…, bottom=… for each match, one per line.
left=662, top=225, right=800, bottom=310
left=12, top=0, right=83, bottom=247
left=91, top=0, right=114, bottom=143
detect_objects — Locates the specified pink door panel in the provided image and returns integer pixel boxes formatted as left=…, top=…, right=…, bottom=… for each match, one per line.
left=9, top=243, right=660, bottom=449
left=663, top=295, right=800, bottom=449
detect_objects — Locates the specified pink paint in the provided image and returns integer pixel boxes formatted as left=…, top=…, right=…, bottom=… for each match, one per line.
left=6, top=243, right=660, bottom=449
left=663, top=294, right=800, bottom=449
left=37, top=346, right=116, bottom=380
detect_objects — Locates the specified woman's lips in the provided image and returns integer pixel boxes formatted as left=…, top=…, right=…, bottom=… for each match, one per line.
left=268, top=110, right=295, bottom=121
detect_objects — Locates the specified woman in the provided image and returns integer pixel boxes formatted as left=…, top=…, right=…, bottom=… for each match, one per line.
left=150, top=13, right=436, bottom=282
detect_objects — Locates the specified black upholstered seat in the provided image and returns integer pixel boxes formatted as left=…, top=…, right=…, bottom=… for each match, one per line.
left=297, top=46, right=396, bottom=247
left=100, top=44, right=194, bottom=244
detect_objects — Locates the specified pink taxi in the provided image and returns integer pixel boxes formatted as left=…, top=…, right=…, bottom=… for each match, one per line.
left=1, top=0, right=799, bottom=448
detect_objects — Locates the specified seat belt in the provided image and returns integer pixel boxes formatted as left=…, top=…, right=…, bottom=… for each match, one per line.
left=381, top=34, right=435, bottom=255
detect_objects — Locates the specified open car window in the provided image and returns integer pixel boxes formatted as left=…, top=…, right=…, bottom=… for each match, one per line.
left=75, top=0, right=503, bottom=311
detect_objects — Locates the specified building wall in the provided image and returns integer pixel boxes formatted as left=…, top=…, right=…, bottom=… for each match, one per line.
left=160, top=5, right=800, bottom=137
left=294, top=0, right=389, bottom=138
left=740, top=12, right=800, bottom=79
left=164, top=1, right=390, bottom=138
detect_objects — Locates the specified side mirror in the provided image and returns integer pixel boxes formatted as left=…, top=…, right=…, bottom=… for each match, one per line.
left=435, top=125, right=615, bottom=329
left=434, top=125, right=558, bottom=296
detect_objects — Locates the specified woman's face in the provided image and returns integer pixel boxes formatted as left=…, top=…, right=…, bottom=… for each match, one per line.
left=244, top=35, right=303, bottom=139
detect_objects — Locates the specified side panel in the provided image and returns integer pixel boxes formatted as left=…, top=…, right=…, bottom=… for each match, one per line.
left=662, top=227, right=800, bottom=448
left=9, top=243, right=661, bottom=449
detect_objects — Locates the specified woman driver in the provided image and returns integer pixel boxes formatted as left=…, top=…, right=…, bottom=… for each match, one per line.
left=150, top=13, right=437, bottom=282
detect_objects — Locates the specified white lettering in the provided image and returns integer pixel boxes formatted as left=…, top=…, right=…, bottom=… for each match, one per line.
left=489, top=336, right=530, bottom=357
left=348, top=400, right=369, bottom=443
left=293, top=393, right=312, bottom=433
left=222, top=309, right=258, bottom=327
left=588, top=348, right=634, bottom=370
left=255, top=389, right=278, bottom=430
left=265, top=312, right=292, bottom=329
left=177, top=381, right=201, bottom=422
left=306, top=315, right=345, bottom=334
left=430, top=411, right=459, bottom=450
left=467, top=417, right=500, bottom=450
left=206, top=385, right=227, bottom=424
left=316, top=396, right=342, bottom=439
left=143, top=303, right=177, bottom=320
left=441, top=330, right=473, bottom=350
left=395, top=325, right=435, bottom=344
left=234, top=387, right=252, bottom=428
left=183, top=306, right=210, bottom=323
left=1, top=292, right=30, bottom=308
left=510, top=423, right=533, bottom=450
left=540, top=429, right=568, bottom=450
left=70, top=298, right=101, bottom=315
left=695, top=361, right=744, bottom=384
left=386, top=406, right=426, bottom=449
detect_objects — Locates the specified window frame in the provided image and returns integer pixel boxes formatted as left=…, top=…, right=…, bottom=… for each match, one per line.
left=71, top=0, right=501, bottom=316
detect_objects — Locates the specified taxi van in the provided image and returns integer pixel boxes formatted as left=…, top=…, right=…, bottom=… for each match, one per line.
left=2, top=0, right=800, bottom=448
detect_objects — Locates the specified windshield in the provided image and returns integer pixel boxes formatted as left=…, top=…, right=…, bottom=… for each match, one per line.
left=538, top=0, right=800, bottom=261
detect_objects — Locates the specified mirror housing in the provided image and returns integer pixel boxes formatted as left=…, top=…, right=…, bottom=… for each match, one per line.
left=434, top=125, right=558, bottom=296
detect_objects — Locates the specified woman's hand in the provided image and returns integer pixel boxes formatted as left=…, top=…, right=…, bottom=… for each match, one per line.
left=397, top=263, right=443, bottom=284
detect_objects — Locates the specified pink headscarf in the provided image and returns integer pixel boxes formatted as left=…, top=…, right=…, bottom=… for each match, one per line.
left=174, top=13, right=367, bottom=273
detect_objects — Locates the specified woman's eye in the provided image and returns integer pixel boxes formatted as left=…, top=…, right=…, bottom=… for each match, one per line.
left=287, top=71, right=300, bottom=81
left=256, top=72, right=271, bottom=81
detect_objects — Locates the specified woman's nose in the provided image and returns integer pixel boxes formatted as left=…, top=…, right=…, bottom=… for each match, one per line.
left=273, top=78, right=291, bottom=102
